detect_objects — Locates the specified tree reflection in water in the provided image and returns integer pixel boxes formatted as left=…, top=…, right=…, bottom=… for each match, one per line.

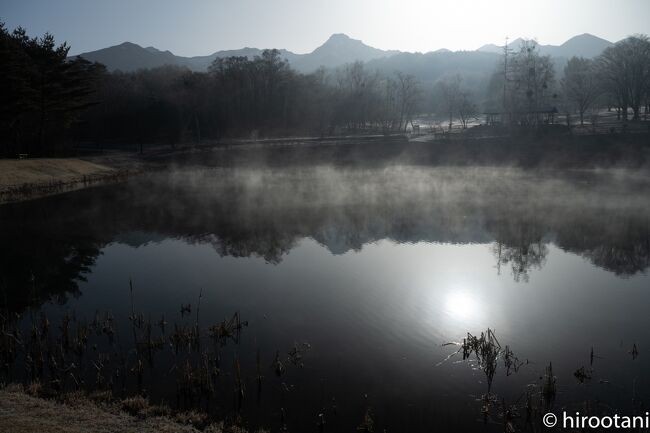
left=492, top=240, right=548, bottom=283
left=1, top=166, right=648, bottom=311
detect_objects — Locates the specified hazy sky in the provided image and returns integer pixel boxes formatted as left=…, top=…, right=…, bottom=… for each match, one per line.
left=2, top=0, right=649, bottom=56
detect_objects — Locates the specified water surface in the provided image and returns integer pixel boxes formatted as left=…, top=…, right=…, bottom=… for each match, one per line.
left=1, top=165, right=649, bottom=431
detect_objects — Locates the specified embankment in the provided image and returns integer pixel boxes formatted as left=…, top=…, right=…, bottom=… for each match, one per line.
left=0, top=158, right=135, bottom=204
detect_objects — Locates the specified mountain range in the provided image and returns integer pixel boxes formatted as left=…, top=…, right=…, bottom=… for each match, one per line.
left=477, top=33, right=613, bottom=58
left=73, top=33, right=614, bottom=74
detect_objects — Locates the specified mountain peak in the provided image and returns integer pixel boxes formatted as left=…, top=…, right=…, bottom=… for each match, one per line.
left=561, top=33, right=610, bottom=45
left=117, top=41, right=141, bottom=49
left=477, top=34, right=612, bottom=58
left=327, top=33, right=352, bottom=41
left=508, top=38, right=526, bottom=48
left=320, top=33, right=363, bottom=49
left=312, top=33, right=371, bottom=54
left=289, top=33, right=396, bottom=72
left=566, top=33, right=598, bottom=40
left=558, top=33, right=613, bottom=57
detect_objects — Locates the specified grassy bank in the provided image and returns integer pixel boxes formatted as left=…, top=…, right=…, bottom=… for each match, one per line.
left=0, top=157, right=138, bottom=204
left=0, top=158, right=113, bottom=185
left=0, top=384, right=260, bottom=433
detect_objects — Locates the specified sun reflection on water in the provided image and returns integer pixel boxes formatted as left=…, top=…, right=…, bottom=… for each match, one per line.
left=445, top=290, right=481, bottom=321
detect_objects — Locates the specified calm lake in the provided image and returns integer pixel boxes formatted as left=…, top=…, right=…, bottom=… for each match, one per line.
left=1, top=163, right=649, bottom=432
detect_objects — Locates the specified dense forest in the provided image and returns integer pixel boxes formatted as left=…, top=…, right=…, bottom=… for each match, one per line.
left=0, top=23, right=104, bottom=156
left=1, top=22, right=649, bottom=157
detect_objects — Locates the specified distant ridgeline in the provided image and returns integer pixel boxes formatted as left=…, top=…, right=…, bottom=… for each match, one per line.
left=72, top=33, right=613, bottom=74
left=1, top=22, right=649, bottom=157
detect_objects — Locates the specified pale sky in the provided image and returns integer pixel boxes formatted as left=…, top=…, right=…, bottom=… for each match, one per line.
left=2, top=0, right=649, bottom=56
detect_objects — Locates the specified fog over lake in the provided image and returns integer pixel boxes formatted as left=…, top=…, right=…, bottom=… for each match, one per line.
left=2, top=162, right=649, bottom=431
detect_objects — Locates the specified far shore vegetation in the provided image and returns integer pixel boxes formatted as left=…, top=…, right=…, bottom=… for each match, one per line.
left=1, top=22, right=649, bottom=158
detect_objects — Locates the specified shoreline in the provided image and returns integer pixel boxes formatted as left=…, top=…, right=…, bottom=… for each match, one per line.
left=2, top=132, right=649, bottom=205
left=0, top=384, right=259, bottom=433
left=0, top=158, right=138, bottom=205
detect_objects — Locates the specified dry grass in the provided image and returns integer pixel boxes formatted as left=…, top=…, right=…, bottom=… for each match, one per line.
left=0, top=384, right=272, bottom=433
left=0, top=157, right=140, bottom=203
left=173, top=411, right=210, bottom=429
left=121, top=395, right=150, bottom=416
left=0, top=386, right=223, bottom=433
left=0, top=158, right=114, bottom=188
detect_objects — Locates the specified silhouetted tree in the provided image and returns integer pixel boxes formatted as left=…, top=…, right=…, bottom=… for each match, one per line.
left=596, top=35, right=650, bottom=121
left=333, top=61, right=381, bottom=131
left=507, top=40, right=556, bottom=126
left=457, top=91, right=478, bottom=129
left=0, top=23, right=35, bottom=155
left=434, top=75, right=462, bottom=131
left=0, top=24, right=104, bottom=156
left=377, top=75, right=399, bottom=133
left=562, top=57, right=600, bottom=126
left=395, top=72, right=419, bottom=131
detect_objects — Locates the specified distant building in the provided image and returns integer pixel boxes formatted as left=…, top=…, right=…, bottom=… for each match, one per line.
left=483, top=108, right=558, bottom=126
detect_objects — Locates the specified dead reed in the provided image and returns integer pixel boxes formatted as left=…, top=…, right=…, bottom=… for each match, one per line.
left=0, top=280, right=316, bottom=432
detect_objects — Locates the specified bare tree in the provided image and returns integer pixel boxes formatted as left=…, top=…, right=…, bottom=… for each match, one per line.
left=395, top=72, right=419, bottom=131
left=377, top=75, right=398, bottom=133
left=562, top=57, right=600, bottom=126
left=335, top=61, right=380, bottom=130
left=457, top=91, right=478, bottom=129
left=597, top=35, right=650, bottom=121
left=434, top=75, right=462, bottom=131
left=508, top=40, right=556, bottom=126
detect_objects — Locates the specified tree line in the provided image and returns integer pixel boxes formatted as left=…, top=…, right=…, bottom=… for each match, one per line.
left=73, top=55, right=423, bottom=149
left=1, top=23, right=649, bottom=157
left=481, top=35, right=650, bottom=127
left=0, top=23, right=105, bottom=156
